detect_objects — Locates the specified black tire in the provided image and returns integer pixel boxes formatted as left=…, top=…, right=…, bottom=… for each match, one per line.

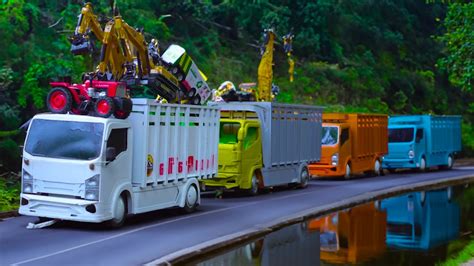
left=191, top=95, right=201, bottom=105
left=107, top=195, right=127, bottom=228
left=47, top=87, right=73, bottom=114
left=113, top=97, right=132, bottom=119
left=94, top=97, right=115, bottom=118
left=187, top=88, right=197, bottom=98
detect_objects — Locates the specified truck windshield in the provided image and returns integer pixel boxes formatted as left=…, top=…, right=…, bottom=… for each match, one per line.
left=322, top=126, right=338, bottom=145
left=25, top=119, right=104, bottom=160
left=388, top=128, right=414, bottom=143
left=220, top=122, right=240, bottom=144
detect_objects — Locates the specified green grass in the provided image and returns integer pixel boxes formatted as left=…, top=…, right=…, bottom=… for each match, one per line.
left=0, top=175, right=20, bottom=212
left=437, top=238, right=474, bottom=266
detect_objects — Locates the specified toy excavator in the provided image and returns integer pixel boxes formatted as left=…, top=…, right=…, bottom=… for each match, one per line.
left=47, top=3, right=210, bottom=119
left=214, top=28, right=290, bottom=103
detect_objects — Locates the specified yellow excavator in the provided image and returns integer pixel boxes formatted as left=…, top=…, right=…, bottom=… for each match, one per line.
left=214, top=28, right=293, bottom=102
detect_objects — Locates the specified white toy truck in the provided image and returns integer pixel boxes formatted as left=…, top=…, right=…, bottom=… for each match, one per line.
left=19, top=99, right=219, bottom=226
left=161, top=44, right=212, bottom=105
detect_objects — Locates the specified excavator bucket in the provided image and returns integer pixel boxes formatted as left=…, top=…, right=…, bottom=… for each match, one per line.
left=70, top=36, right=93, bottom=55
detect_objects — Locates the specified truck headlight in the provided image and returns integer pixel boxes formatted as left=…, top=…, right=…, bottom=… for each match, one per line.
left=22, top=170, right=34, bottom=194
left=408, top=150, right=415, bottom=159
left=331, top=153, right=339, bottom=166
left=85, top=174, right=100, bottom=201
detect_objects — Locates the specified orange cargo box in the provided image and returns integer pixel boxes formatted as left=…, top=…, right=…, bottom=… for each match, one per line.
left=309, top=113, right=388, bottom=178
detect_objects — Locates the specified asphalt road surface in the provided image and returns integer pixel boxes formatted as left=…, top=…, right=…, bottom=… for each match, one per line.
left=1, top=167, right=474, bottom=266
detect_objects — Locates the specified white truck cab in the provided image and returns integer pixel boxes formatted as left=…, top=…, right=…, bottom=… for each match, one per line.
left=19, top=99, right=219, bottom=226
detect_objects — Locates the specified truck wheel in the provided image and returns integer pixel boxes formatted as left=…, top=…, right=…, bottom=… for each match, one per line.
left=344, top=164, right=352, bottom=180
left=373, top=160, right=381, bottom=176
left=298, top=167, right=309, bottom=188
left=442, top=155, right=454, bottom=170
left=191, top=95, right=201, bottom=105
left=113, top=97, right=132, bottom=119
left=107, top=195, right=127, bottom=228
left=183, top=184, right=198, bottom=213
left=248, top=173, right=259, bottom=196
left=419, top=157, right=427, bottom=172
left=187, top=88, right=196, bottom=98
left=47, top=87, right=73, bottom=114
left=95, top=97, right=115, bottom=118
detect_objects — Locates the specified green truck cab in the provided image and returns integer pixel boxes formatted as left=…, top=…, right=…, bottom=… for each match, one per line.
left=201, top=102, right=323, bottom=195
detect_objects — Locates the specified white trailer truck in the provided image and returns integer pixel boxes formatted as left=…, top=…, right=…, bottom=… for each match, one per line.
left=19, top=99, right=219, bottom=226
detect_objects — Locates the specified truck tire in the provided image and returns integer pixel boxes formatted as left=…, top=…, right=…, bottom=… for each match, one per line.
left=344, top=164, right=352, bottom=180
left=441, top=155, right=454, bottom=170
left=191, top=95, right=201, bottom=105
left=247, top=173, right=259, bottom=196
left=95, top=97, right=115, bottom=118
left=419, top=157, right=427, bottom=172
left=47, top=87, right=73, bottom=114
left=113, top=97, right=132, bottom=119
left=298, top=167, right=309, bottom=188
left=107, top=195, right=127, bottom=228
left=183, top=184, right=198, bottom=213
left=187, top=88, right=196, bottom=98
left=373, top=160, right=382, bottom=176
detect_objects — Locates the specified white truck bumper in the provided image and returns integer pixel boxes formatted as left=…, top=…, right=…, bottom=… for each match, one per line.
left=19, top=194, right=113, bottom=223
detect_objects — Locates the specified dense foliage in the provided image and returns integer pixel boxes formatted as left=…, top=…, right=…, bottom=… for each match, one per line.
left=0, top=0, right=473, bottom=174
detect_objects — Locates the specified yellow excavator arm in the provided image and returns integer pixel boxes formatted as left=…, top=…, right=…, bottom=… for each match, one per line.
left=257, top=29, right=275, bottom=102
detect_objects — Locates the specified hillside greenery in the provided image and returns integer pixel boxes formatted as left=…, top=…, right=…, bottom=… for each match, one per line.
left=0, top=0, right=473, bottom=174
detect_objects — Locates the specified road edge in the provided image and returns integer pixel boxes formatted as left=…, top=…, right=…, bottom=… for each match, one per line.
left=146, top=173, right=474, bottom=265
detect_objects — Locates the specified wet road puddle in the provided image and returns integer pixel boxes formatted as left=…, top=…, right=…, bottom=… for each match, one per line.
left=190, top=184, right=474, bottom=265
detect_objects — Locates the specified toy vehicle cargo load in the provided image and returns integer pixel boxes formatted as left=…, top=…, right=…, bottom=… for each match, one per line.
left=19, top=99, right=219, bottom=226
left=201, top=102, right=323, bottom=194
left=382, top=115, right=461, bottom=171
left=309, top=113, right=388, bottom=179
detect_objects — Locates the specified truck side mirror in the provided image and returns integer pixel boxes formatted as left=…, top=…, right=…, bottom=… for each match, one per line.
left=106, top=147, right=117, bottom=162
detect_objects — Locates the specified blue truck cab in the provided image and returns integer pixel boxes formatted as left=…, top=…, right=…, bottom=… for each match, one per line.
left=380, top=188, right=459, bottom=250
left=382, top=115, right=461, bottom=171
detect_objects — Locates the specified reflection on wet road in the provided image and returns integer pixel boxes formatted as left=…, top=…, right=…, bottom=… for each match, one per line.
left=194, top=184, right=472, bottom=266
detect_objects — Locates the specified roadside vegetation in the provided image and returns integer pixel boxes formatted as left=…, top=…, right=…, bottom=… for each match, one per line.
left=0, top=1, right=473, bottom=211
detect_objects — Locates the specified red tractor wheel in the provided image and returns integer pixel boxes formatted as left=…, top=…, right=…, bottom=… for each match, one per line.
left=113, top=97, right=133, bottom=119
left=47, top=87, right=73, bottom=114
left=94, top=97, right=115, bottom=118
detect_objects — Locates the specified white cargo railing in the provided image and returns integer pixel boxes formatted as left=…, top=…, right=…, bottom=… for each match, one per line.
left=130, top=99, right=219, bottom=188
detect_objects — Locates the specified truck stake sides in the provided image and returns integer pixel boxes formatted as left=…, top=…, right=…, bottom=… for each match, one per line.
left=201, top=102, right=323, bottom=195
left=309, top=113, right=388, bottom=179
left=382, top=115, right=461, bottom=171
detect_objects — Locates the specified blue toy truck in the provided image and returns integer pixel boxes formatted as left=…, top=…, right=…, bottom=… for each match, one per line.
left=380, top=188, right=459, bottom=250
left=382, top=115, right=461, bottom=171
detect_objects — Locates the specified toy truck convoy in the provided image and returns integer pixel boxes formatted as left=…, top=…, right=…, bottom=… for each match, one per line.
left=309, top=113, right=388, bottom=179
left=201, top=102, right=323, bottom=194
left=19, top=99, right=219, bottom=226
left=382, top=115, right=461, bottom=171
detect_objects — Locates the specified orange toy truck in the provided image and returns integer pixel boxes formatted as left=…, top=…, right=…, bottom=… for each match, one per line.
left=309, top=113, right=388, bottom=179
left=308, top=203, right=387, bottom=264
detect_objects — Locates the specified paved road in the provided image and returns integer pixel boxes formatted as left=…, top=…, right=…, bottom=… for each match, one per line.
left=1, top=167, right=474, bottom=266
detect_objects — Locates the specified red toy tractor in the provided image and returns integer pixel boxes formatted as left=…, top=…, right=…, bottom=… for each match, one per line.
left=47, top=79, right=133, bottom=119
